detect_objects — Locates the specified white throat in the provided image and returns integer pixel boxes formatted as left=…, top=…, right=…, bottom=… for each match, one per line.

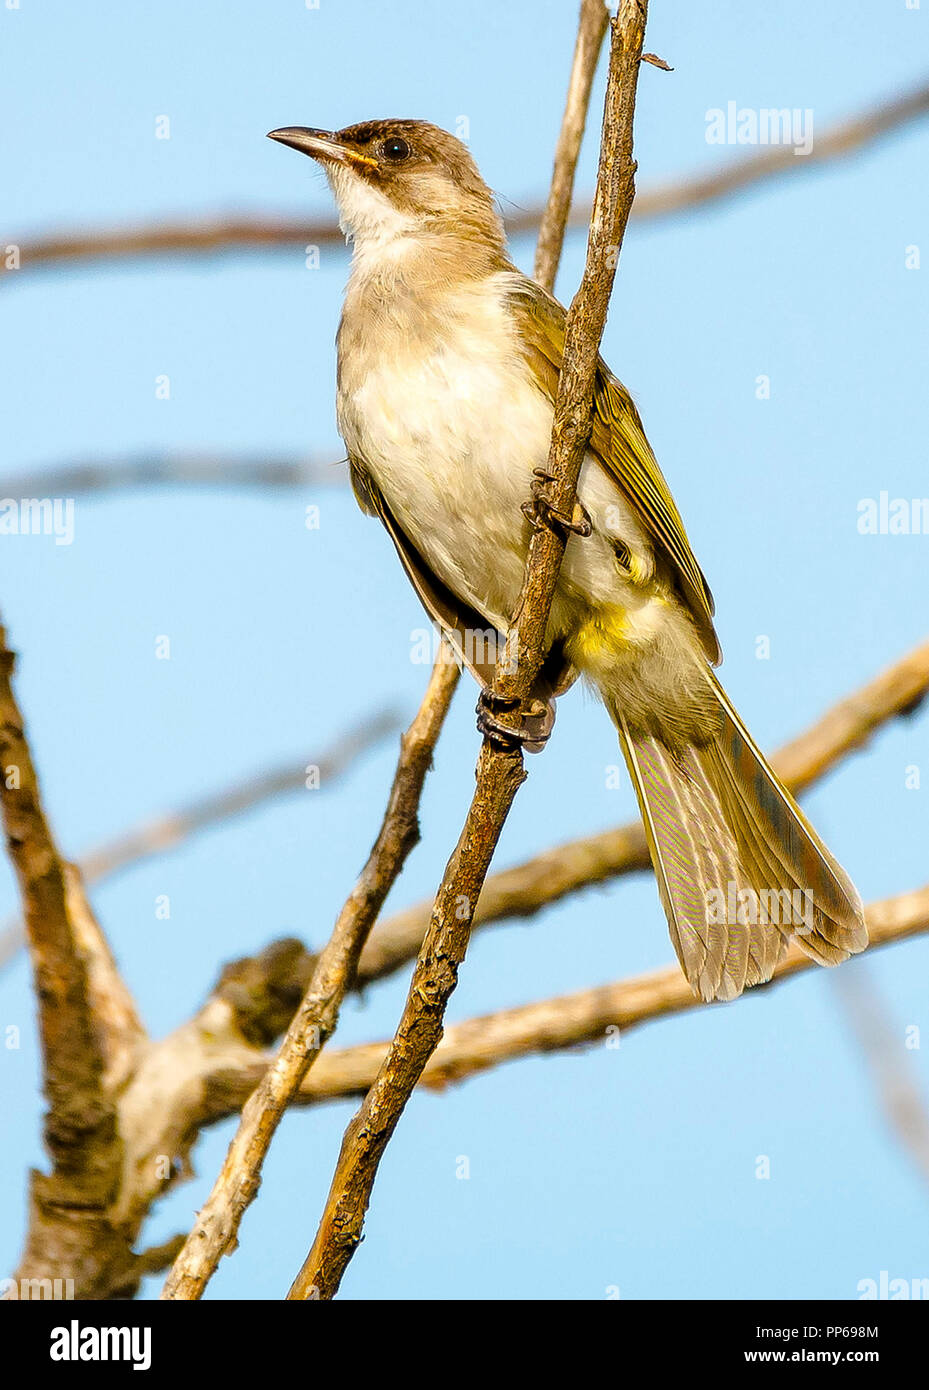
left=326, top=165, right=417, bottom=269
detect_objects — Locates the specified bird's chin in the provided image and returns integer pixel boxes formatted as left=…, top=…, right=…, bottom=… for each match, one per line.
left=326, top=164, right=418, bottom=248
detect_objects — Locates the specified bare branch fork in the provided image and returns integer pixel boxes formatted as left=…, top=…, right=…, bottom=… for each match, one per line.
left=4, top=611, right=925, bottom=1297
left=285, top=0, right=651, bottom=1302
left=0, top=615, right=432, bottom=1299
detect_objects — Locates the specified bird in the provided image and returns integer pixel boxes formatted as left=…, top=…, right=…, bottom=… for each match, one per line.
left=267, top=118, right=868, bottom=1002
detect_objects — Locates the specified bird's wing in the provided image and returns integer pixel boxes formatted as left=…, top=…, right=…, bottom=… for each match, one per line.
left=508, top=276, right=721, bottom=666
left=348, top=457, right=578, bottom=745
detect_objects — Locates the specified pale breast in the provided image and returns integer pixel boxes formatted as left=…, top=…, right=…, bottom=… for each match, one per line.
left=337, top=269, right=652, bottom=633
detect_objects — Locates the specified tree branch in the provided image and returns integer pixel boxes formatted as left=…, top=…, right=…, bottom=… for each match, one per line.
left=0, top=618, right=145, bottom=1294
left=286, top=0, right=650, bottom=1303
left=160, top=651, right=459, bottom=1300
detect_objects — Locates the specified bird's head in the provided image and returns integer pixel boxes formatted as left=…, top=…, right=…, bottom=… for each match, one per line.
left=267, top=119, right=505, bottom=256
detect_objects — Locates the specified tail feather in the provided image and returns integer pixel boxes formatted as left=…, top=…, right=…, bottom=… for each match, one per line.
left=706, top=675, right=867, bottom=955
left=626, top=734, right=748, bottom=999
left=703, top=733, right=852, bottom=967
left=613, top=680, right=867, bottom=1002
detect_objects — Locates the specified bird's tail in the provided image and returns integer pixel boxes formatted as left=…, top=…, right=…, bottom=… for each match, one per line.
left=610, top=675, right=868, bottom=1001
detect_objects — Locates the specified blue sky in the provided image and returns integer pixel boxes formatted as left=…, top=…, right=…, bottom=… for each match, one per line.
left=1, top=0, right=927, bottom=1299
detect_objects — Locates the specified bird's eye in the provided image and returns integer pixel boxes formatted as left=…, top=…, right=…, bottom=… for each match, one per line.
left=380, top=136, right=411, bottom=162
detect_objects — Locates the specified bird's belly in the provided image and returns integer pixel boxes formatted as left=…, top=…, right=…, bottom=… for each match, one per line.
left=339, top=337, right=653, bottom=637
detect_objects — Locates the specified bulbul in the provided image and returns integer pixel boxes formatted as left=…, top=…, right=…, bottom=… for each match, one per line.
left=268, top=118, right=868, bottom=1002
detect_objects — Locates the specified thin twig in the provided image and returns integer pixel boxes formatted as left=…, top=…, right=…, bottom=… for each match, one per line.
left=355, top=638, right=929, bottom=982
left=4, top=80, right=926, bottom=281
left=287, top=0, right=651, bottom=1303
left=0, top=706, right=403, bottom=971
left=534, top=0, right=610, bottom=292
left=160, top=652, right=459, bottom=1300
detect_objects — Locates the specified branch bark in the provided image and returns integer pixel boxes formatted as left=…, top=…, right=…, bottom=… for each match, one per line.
left=160, top=651, right=459, bottom=1300
left=0, top=618, right=146, bottom=1296
left=286, top=0, right=651, bottom=1302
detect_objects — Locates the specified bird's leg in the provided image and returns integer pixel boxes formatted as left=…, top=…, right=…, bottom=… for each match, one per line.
left=475, top=689, right=551, bottom=750
left=521, top=468, right=592, bottom=538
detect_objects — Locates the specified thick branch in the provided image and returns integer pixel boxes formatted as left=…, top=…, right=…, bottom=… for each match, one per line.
left=287, top=0, right=650, bottom=1303
left=0, top=623, right=125, bottom=1187
left=160, top=653, right=459, bottom=1300
left=0, top=619, right=146, bottom=1295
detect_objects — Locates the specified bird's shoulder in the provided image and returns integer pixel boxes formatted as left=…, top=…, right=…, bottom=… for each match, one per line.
left=504, top=272, right=720, bottom=665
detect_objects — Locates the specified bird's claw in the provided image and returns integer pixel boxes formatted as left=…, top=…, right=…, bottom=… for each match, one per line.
left=521, top=468, right=592, bottom=538
left=476, top=690, right=551, bottom=750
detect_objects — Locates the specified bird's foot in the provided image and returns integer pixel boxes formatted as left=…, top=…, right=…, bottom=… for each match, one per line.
left=476, top=690, right=551, bottom=751
left=521, top=468, right=592, bottom=538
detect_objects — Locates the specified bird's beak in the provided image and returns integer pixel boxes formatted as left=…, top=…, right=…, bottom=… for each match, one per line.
left=266, top=127, right=378, bottom=170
